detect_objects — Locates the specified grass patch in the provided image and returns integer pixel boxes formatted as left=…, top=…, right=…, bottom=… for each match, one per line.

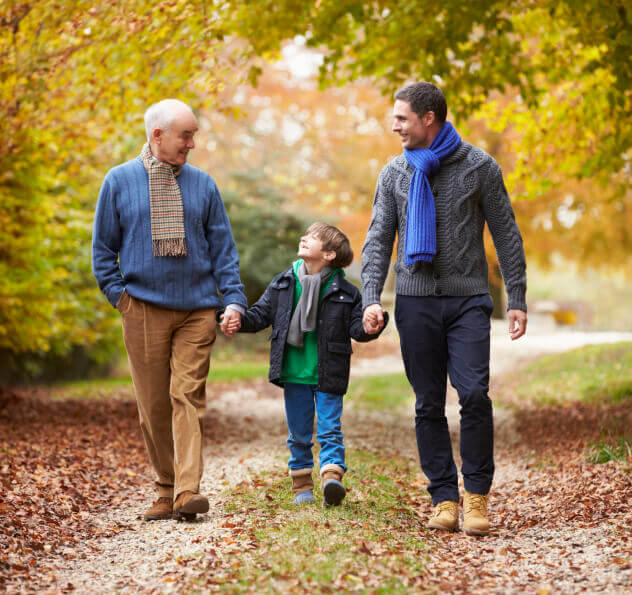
left=52, top=358, right=268, bottom=400
left=515, top=342, right=632, bottom=406
left=207, top=359, right=268, bottom=383
left=198, top=450, right=431, bottom=591
left=51, top=376, right=134, bottom=400
left=586, top=431, right=632, bottom=464
left=50, top=331, right=271, bottom=399
left=347, top=373, right=413, bottom=411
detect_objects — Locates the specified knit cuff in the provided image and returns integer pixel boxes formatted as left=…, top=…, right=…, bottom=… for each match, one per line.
left=506, top=287, right=527, bottom=312
left=362, top=286, right=382, bottom=311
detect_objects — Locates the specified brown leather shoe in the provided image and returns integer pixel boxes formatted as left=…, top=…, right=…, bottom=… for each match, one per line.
left=173, top=491, right=209, bottom=520
left=144, top=497, right=173, bottom=521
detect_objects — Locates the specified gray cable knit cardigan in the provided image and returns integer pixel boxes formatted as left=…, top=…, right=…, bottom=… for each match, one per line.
left=361, top=141, right=527, bottom=312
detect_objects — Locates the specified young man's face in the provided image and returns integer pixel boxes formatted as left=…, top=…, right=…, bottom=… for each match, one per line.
left=152, top=110, right=198, bottom=166
left=297, top=233, right=334, bottom=264
left=392, top=99, right=433, bottom=150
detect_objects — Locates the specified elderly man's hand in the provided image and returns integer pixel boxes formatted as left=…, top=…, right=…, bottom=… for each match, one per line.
left=220, top=308, right=242, bottom=338
left=508, top=309, right=527, bottom=340
left=363, top=304, right=386, bottom=335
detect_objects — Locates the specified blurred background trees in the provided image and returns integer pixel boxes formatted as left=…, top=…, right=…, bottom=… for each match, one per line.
left=0, top=0, right=246, bottom=379
left=1, top=0, right=630, bottom=382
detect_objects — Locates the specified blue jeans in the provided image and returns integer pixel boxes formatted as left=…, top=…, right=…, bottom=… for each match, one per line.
left=395, top=294, right=494, bottom=505
left=283, top=383, right=346, bottom=472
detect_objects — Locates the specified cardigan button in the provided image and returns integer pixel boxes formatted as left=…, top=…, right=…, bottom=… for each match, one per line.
left=434, top=287, right=443, bottom=296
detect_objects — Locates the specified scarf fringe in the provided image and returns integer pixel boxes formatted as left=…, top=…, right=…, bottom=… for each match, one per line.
left=152, top=238, right=188, bottom=257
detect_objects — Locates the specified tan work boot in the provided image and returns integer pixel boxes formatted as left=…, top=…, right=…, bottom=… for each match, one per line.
left=173, top=491, right=209, bottom=521
left=290, top=468, right=315, bottom=504
left=144, top=496, right=173, bottom=521
left=463, top=491, right=490, bottom=536
left=427, top=500, right=459, bottom=532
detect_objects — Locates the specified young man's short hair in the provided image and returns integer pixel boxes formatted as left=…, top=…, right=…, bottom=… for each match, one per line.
left=394, top=82, right=447, bottom=124
left=307, top=222, right=354, bottom=269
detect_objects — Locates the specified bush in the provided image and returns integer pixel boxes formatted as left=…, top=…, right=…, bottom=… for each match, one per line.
left=223, top=170, right=311, bottom=304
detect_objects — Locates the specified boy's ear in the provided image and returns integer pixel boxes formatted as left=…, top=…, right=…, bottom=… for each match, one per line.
left=323, top=250, right=336, bottom=263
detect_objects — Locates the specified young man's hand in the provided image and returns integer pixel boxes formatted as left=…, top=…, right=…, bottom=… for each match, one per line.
left=508, top=309, right=527, bottom=340
left=220, top=309, right=242, bottom=338
left=363, top=304, right=386, bottom=335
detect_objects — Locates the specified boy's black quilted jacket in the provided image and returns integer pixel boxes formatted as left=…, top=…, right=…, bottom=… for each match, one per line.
left=240, top=266, right=388, bottom=395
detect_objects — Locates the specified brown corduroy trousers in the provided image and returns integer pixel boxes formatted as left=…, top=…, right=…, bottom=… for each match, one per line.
left=119, top=292, right=216, bottom=500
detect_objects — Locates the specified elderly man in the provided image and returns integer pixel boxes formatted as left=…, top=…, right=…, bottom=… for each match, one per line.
left=92, top=99, right=246, bottom=521
left=362, top=82, right=527, bottom=536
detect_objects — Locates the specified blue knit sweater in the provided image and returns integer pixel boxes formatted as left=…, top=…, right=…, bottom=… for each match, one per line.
left=92, top=158, right=247, bottom=311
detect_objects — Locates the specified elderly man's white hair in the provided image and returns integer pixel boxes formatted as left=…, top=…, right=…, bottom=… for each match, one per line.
left=144, top=99, right=194, bottom=141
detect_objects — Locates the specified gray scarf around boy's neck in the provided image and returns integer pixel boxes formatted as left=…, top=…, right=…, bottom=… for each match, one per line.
left=286, top=262, right=333, bottom=347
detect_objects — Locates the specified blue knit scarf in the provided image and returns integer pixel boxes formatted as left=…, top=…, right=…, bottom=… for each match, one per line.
left=404, top=122, right=461, bottom=265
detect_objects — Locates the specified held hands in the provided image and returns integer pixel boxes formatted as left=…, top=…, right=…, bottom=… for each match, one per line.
left=363, top=303, right=386, bottom=335
left=220, top=308, right=242, bottom=338
left=508, top=309, right=527, bottom=340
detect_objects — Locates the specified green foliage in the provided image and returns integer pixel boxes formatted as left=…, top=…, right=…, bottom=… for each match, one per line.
left=222, top=170, right=311, bottom=304
left=347, top=373, right=412, bottom=410
left=516, top=342, right=632, bottom=405
left=228, top=0, right=632, bottom=191
left=586, top=431, right=632, bottom=464
left=0, top=0, right=245, bottom=363
left=3, top=0, right=630, bottom=380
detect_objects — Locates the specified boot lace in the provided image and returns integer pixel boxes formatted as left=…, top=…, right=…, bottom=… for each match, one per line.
left=465, top=493, right=487, bottom=515
left=434, top=501, right=457, bottom=517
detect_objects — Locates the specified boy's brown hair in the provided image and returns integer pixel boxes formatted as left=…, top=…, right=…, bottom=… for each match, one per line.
left=306, top=222, right=354, bottom=269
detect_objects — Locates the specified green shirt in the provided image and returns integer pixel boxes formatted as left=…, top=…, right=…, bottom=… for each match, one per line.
left=280, top=260, right=338, bottom=385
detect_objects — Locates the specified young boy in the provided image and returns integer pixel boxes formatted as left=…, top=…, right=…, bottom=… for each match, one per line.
left=221, top=223, right=387, bottom=505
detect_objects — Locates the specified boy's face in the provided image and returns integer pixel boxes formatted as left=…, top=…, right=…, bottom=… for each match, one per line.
left=298, top=233, right=335, bottom=264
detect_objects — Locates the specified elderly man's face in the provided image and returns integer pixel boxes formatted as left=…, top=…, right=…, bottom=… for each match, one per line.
left=153, top=109, right=198, bottom=166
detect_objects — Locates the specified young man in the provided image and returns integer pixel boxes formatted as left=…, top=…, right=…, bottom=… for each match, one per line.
left=361, top=82, right=527, bottom=536
left=223, top=223, right=387, bottom=506
left=92, top=99, right=247, bottom=521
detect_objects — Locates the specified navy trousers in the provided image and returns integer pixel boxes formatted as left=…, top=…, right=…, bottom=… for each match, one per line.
left=395, top=294, right=494, bottom=505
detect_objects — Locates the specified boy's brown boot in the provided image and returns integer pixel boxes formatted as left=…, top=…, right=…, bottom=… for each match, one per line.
left=320, top=463, right=346, bottom=506
left=463, top=491, right=490, bottom=536
left=427, top=501, right=459, bottom=531
left=290, top=468, right=315, bottom=504
left=144, top=496, right=173, bottom=521
left=173, top=491, right=209, bottom=520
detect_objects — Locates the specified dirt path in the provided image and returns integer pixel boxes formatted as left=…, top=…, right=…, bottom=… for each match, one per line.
left=9, top=325, right=632, bottom=593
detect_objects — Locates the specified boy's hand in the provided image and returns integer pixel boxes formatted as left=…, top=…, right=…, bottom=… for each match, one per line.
left=363, top=304, right=386, bottom=335
left=220, top=309, right=242, bottom=338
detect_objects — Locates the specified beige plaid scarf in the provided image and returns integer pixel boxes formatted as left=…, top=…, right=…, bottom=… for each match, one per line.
left=140, top=143, right=187, bottom=257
